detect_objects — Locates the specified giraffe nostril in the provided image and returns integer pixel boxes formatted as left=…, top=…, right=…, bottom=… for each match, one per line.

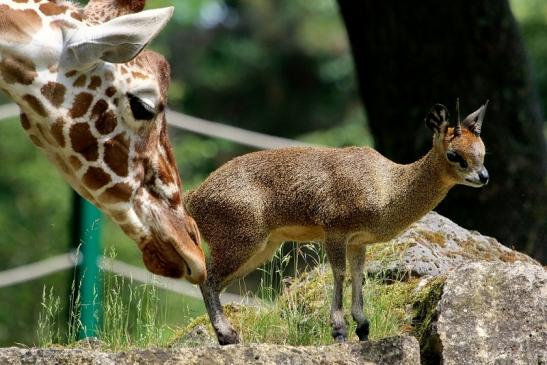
left=186, top=218, right=201, bottom=247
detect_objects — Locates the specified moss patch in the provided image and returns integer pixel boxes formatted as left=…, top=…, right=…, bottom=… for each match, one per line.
left=411, top=277, right=445, bottom=363
left=416, top=229, right=446, bottom=247
left=366, top=241, right=415, bottom=264
left=177, top=266, right=446, bottom=347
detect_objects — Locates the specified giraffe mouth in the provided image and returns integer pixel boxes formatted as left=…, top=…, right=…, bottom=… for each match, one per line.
left=141, top=234, right=205, bottom=284
left=150, top=212, right=206, bottom=284
left=134, top=192, right=206, bottom=283
left=171, top=226, right=207, bottom=284
left=170, top=245, right=194, bottom=281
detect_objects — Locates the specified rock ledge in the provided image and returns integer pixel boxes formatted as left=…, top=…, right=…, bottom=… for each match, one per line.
left=0, top=336, right=420, bottom=365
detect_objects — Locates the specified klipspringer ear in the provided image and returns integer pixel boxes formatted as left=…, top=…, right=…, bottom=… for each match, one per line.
left=425, top=104, right=450, bottom=134
left=462, top=100, right=489, bottom=136
left=61, top=7, right=174, bottom=70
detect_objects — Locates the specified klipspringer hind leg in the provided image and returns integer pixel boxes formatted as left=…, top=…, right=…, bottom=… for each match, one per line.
left=324, top=233, right=348, bottom=342
left=200, top=237, right=281, bottom=345
left=347, top=243, right=369, bottom=341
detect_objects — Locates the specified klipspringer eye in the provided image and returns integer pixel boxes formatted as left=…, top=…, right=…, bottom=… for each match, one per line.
left=446, top=151, right=468, bottom=168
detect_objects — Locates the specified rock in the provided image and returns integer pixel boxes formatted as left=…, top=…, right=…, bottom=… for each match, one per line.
left=366, top=212, right=538, bottom=279
left=429, top=262, right=547, bottom=365
left=170, top=324, right=216, bottom=348
left=0, top=336, right=420, bottom=365
left=75, top=337, right=103, bottom=350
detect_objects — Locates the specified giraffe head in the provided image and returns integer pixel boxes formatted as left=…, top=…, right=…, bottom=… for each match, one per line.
left=0, top=0, right=206, bottom=284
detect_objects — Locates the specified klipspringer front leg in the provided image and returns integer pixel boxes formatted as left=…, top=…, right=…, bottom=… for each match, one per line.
left=324, top=234, right=348, bottom=342
left=199, top=278, right=240, bottom=345
left=347, top=243, right=369, bottom=341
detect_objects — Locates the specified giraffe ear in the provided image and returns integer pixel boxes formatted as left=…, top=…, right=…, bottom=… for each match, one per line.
left=61, top=7, right=174, bottom=69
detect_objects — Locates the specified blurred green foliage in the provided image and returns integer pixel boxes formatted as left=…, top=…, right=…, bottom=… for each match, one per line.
left=149, top=0, right=364, bottom=136
left=512, top=0, right=547, bottom=112
left=0, top=0, right=544, bottom=346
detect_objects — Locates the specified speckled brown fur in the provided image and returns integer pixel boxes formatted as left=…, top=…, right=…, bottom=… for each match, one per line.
left=186, top=102, right=490, bottom=345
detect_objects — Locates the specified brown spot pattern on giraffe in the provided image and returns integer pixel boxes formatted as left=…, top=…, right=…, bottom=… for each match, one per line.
left=39, top=2, right=68, bottom=16
left=131, top=71, right=148, bottom=80
left=82, top=166, right=111, bottom=190
left=158, top=155, right=175, bottom=185
left=91, top=99, right=108, bottom=119
left=0, top=6, right=42, bottom=43
left=50, top=118, right=65, bottom=147
left=20, top=113, right=31, bottom=130
left=96, top=110, right=117, bottom=134
left=88, top=76, right=102, bottom=90
left=29, top=134, right=43, bottom=147
left=73, top=75, right=87, bottom=87
left=99, top=183, right=133, bottom=204
left=115, top=0, right=146, bottom=13
left=41, top=82, right=66, bottom=107
left=65, top=70, right=77, bottom=78
left=0, top=55, right=37, bottom=85
left=169, top=193, right=182, bottom=208
left=70, top=92, right=93, bottom=118
left=55, top=154, right=71, bottom=175
left=70, top=11, right=83, bottom=21
left=23, top=94, right=47, bottom=116
left=105, top=86, right=117, bottom=98
left=69, top=123, right=98, bottom=161
left=111, top=210, right=128, bottom=222
left=104, top=133, right=129, bottom=177
left=69, top=156, right=83, bottom=171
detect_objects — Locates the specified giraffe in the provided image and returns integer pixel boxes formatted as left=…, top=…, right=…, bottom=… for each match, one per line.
left=0, top=0, right=207, bottom=284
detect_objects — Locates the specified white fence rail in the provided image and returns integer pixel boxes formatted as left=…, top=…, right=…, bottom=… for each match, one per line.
left=0, top=100, right=307, bottom=305
left=0, top=102, right=293, bottom=306
left=0, top=253, right=78, bottom=288
left=0, top=252, right=258, bottom=306
left=0, top=103, right=310, bottom=150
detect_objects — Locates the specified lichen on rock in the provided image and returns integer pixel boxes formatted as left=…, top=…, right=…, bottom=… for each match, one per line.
left=0, top=337, right=421, bottom=365
left=366, top=211, right=539, bottom=279
left=6, top=212, right=543, bottom=365
left=434, top=262, right=546, bottom=365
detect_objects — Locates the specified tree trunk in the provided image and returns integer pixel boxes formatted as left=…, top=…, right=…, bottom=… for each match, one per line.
left=337, top=0, right=547, bottom=262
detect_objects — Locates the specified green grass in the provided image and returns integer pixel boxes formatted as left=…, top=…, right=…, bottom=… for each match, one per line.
left=179, top=242, right=444, bottom=346
left=181, top=271, right=436, bottom=346
left=37, top=243, right=444, bottom=349
left=36, top=250, right=205, bottom=351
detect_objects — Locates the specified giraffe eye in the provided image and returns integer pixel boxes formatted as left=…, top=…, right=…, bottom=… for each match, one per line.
left=127, top=93, right=156, bottom=121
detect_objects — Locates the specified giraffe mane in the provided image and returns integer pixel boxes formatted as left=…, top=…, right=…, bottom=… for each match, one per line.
left=115, top=0, right=146, bottom=13
left=84, top=0, right=146, bottom=23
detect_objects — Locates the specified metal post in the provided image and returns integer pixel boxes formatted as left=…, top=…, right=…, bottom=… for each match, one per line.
left=69, top=192, right=103, bottom=339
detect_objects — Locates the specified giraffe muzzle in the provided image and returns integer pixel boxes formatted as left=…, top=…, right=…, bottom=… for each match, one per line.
left=176, top=215, right=207, bottom=284
left=143, top=208, right=207, bottom=284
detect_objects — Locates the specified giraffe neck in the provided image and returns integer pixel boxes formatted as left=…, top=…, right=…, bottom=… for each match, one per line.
left=0, top=0, right=207, bottom=283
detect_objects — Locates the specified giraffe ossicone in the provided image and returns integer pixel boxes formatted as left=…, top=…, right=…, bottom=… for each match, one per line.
left=0, top=0, right=206, bottom=284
